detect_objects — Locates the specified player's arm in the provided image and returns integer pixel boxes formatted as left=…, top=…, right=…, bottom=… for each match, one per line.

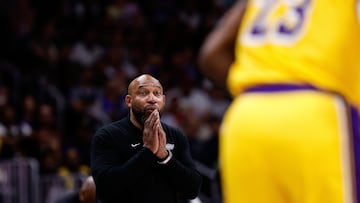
left=198, top=0, right=248, bottom=88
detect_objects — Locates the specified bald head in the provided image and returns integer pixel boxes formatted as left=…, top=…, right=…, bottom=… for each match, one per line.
left=127, top=74, right=163, bottom=95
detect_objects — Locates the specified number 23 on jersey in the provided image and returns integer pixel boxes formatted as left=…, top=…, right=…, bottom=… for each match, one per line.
left=241, top=0, right=313, bottom=45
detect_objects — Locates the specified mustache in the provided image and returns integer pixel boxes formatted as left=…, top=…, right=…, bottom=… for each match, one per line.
left=144, top=105, right=158, bottom=111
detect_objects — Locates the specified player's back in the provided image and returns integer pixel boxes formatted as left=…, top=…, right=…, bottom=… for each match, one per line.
left=227, top=0, right=360, bottom=107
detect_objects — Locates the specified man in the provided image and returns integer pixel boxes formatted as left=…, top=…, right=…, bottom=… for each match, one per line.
left=198, top=0, right=360, bottom=203
left=90, top=74, right=202, bottom=203
left=55, top=176, right=96, bottom=203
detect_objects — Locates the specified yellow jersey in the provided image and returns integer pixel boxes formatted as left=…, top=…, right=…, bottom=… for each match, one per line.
left=227, top=0, right=360, bottom=107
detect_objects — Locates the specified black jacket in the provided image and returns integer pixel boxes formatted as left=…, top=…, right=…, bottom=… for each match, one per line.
left=91, top=115, right=202, bottom=203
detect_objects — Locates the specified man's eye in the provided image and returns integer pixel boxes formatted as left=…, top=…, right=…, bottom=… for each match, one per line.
left=154, top=92, right=161, bottom=96
left=138, top=91, right=146, bottom=95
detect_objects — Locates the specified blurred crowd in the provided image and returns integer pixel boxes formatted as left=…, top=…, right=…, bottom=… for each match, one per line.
left=0, top=0, right=233, bottom=179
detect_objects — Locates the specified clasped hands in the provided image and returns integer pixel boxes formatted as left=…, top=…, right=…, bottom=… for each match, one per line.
left=143, top=110, right=168, bottom=160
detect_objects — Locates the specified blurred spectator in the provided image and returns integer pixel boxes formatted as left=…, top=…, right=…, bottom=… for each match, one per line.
left=55, top=43, right=83, bottom=96
left=59, top=146, right=90, bottom=175
left=18, top=94, right=37, bottom=136
left=0, top=105, right=19, bottom=137
left=54, top=176, right=96, bottom=203
left=28, top=19, right=59, bottom=78
left=178, top=1, right=201, bottom=30
left=0, top=86, right=10, bottom=109
left=90, top=78, right=128, bottom=124
left=166, top=72, right=211, bottom=120
left=195, top=116, right=221, bottom=168
left=57, top=146, right=91, bottom=192
left=100, top=45, right=137, bottom=81
left=69, top=27, right=104, bottom=68
left=106, top=0, right=140, bottom=23
left=36, top=128, right=63, bottom=174
left=67, top=69, right=102, bottom=128
left=161, top=97, right=182, bottom=128
left=207, top=85, right=230, bottom=119
left=36, top=103, right=60, bottom=130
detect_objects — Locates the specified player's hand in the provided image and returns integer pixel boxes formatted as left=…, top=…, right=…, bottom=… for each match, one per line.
left=155, top=117, right=168, bottom=159
left=143, top=110, right=159, bottom=154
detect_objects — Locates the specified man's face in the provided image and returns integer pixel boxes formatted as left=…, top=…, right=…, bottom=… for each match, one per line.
left=127, top=76, right=165, bottom=125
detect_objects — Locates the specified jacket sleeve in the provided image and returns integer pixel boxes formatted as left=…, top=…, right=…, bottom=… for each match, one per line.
left=90, top=128, right=157, bottom=197
left=160, top=127, right=203, bottom=199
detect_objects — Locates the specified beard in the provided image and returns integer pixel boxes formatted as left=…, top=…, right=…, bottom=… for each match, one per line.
left=132, top=105, right=162, bottom=126
left=132, top=106, right=147, bottom=126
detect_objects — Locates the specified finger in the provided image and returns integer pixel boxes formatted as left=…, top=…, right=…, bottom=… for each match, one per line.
left=154, top=116, right=161, bottom=130
left=154, top=109, right=160, bottom=119
left=146, top=110, right=156, bottom=128
left=154, top=124, right=159, bottom=138
left=144, top=115, right=151, bottom=127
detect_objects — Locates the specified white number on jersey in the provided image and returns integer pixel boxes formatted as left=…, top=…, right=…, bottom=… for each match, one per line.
left=241, top=0, right=313, bottom=46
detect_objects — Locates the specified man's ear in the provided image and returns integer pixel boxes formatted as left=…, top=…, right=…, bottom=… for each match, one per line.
left=125, top=95, right=131, bottom=107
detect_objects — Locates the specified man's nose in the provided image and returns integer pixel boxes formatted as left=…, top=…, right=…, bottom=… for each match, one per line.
left=146, top=93, right=157, bottom=102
